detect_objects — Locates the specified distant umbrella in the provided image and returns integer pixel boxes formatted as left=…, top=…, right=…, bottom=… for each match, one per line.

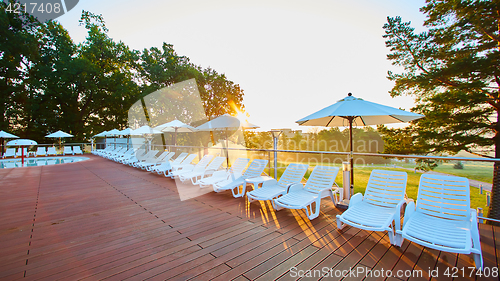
left=0, top=130, right=19, bottom=158
left=45, top=130, right=74, bottom=150
left=155, top=120, right=196, bottom=146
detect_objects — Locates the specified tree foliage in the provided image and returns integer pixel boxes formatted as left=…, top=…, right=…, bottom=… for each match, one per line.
left=0, top=4, right=244, bottom=143
left=381, top=0, right=500, bottom=220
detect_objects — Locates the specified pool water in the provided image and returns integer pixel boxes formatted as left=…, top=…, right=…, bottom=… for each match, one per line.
left=0, top=157, right=89, bottom=169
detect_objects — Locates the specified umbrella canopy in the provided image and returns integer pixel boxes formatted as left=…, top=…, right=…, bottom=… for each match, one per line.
left=118, top=128, right=134, bottom=135
left=0, top=130, right=19, bottom=157
left=0, top=130, right=19, bottom=139
left=131, top=125, right=163, bottom=135
left=93, top=130, right=109, bottom=138
left=296, top=93, right=424, bottom=196
left=6, top=139, right=37, bottom=146
left=195, top=114, right=259, bottom=131
left=296, top=93, right=424, bottom=127
left=45, top=130, right=73, bottom=138
left=155, top=120, right=197, bottom=147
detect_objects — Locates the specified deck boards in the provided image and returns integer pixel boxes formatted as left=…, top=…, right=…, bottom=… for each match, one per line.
left=0, top=155, right=498, bottom=280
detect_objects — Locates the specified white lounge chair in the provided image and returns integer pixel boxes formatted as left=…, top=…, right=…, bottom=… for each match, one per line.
left=131, top=150, right=159, bottom=167
left=151, top=152, right=188, bottom=175
left=397, top=174, right=483, bottom=269
left=3, top=148, right=16, bottom=158
left=336, top=169, right=408, bottom=246
left=73, top=146, right=83, bottom=155
left=35, top=147, right=47, bottom=157
left=179, top=156, right=226, bottom=185
left=119, top=149, right=145, bottom=164
left=273, top=166, right=340, bottom=220
left=63, top=146, right=73, bottom=155
left=246, top=163, right=309, bottom=206
left=198, top=157, right=250, bottom=188
left=136, top=151, right=172, bottom=170
left=171, top=154, right=214, bottom=179
left=146, top=152, right=175, bottom=171
left=213, top=159, right=269, bottom=198
left=15, top=147, right=27, bottom=158
left=47, top=147, right=57, bottom=156
left=164, top=153, right=197, bottom=177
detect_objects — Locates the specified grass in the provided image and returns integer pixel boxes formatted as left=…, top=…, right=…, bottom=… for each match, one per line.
left=271, top=161, right=489, bottom=211
left=397, top=161, right=493, bottom=184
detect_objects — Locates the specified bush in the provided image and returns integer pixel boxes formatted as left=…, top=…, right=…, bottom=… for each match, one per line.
left=453, top=161, right=464, bottom=169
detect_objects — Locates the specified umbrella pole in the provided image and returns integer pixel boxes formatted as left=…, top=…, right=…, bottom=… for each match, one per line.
left=349, top=117, right=354, bottom=197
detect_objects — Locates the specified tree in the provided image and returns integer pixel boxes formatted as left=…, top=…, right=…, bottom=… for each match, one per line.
left=382, top=0, right=500, bottom=220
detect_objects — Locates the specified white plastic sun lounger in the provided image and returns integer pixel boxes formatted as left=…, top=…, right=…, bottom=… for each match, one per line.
left=63, top=146, right=73, bottom=155
left=73, top=146, right=83, bottom=155
left=135, top=151, right=172, bottom=170
left=146, top=152, right=175, bottom=171
left=3, top=148, right=16, bottom=158
left=336, top=169, right=408, bottom=246
left=397, top=174, right=483, bottom=269
left=198, top=157, right=250, bottom=188
left=179, top=156, right=227, bottom=185
left=213, top=159, right=269, bottom=198
left=164, top=153, right=197, bottom=177
left=47, top=146, right=57, bottom=156
left=170, top=154, right=214, bottom=179
left=35, top=147, right=47, bottom=157
left=273, top=166, right=340, bottom=220
left=247, top=163, right=309, bottom=206
left=151, top=152, right=188, bottom=175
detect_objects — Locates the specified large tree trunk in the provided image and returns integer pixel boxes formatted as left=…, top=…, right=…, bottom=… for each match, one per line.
left=488, top=112, right=500, bottom=225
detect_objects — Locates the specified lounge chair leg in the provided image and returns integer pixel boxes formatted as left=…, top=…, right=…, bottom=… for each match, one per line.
left=336, top=215, right=346, bottom=230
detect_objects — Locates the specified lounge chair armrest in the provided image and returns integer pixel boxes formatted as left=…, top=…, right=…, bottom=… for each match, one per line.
left=402, top=200, right=416, bottom=227
left=262, top=179, right=278, bottom=187
left=287, top=183, right=304, bottom=193
left=349, top=193, right=363, bottom=207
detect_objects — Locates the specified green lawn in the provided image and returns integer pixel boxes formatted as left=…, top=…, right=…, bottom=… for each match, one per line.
left=396, top=161, right=493, bottom=183
left=272, top=161, right=489, bottom=212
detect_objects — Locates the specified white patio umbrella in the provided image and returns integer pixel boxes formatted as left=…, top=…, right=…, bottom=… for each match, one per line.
left=296, top=93, right=424, bottom=196
left=45, top=130, right=74, bottom=150
left=154, top=120, right=196, bottom=147
left=7, top=139, right=37, bottom=166
left=105, top=128, right=122, bottom=149
left=118, top=128, right=134, bottom=149
left=0, top=130, right=19, bottom=157
left=131, top=125, right=163, bottom=151
left=196, top=114, right=259, bottom=166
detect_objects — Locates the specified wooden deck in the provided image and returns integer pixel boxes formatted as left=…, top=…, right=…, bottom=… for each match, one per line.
left=0, top=155, right=499, bottom=280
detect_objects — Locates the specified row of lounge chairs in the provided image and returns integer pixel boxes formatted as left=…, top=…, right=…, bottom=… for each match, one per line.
left=92, top=146, right=483, bottom=269
left=2, top=146, right=83, bottom=158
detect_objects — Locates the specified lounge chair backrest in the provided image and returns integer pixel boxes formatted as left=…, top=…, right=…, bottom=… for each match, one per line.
left=140, top=150, right=159, bottom=160
left=229, top=158, right=250, bottom=174
left=277, top=163, right=309, bottom=188
left=304, top=166, right=340, bottom=193
left=16, top=147, right=27, bottom=156
left=180, top=154, right=197, bottom=165
left=207, top=157, right=226, bottom=171
left=194, top=155, right=214, bottom=169
left=4, top=148, right=16, bottom=157
left=155, top=151, right=170, bottom=161
left=64, top=146, right=73, bottom=154
left=364, top=169, right=408, bottom=209
left=416, top=174, right=470, bottom=221
left=72, top=146, right=83, bottom=154
left=133, top=149, right=146, bottom=157
left=36, top=147, right=47, bottom=155
left=243, top=159, right=269, bottom=178
left=47, top=147, right=57, bottom=155
left=163, top=152, right=175, bottom=161
left=171, top=152, right=189, bottom=164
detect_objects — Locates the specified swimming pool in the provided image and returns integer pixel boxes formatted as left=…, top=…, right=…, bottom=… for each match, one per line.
left=0, top=156, right=89, bottom=169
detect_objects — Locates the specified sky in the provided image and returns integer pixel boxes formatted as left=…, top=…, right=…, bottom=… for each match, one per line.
left=56, top=0, right=428, bottom=132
